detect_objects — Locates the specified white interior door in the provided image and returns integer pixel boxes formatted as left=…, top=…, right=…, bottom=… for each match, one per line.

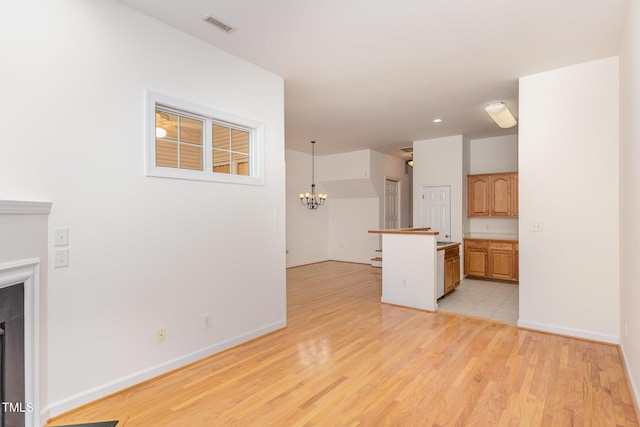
left=420, top=185, right=451, bottom=241
left=384, top=179, right=399, bottom=229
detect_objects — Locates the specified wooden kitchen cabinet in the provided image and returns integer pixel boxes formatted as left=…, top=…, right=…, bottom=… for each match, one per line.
left=464, top=239, right=488, bottom=278
left=464, top=238, right=518, bottom=282
left=467, top=172, right=518, bottom=217
left=467, top=175, right=490, bottom=216
left=488, top=241, right=514, bottom=280
left=444, top=245, right=461, bottom=295
left=511, top=173, right=518, bottom=217
left=490, top=174, right=512, bottom=216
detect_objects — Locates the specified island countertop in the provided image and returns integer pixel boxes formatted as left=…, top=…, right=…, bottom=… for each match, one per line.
left=437, top=242, right=460, bottom=251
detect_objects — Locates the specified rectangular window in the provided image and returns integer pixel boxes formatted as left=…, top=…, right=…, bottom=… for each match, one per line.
left=146, top=92, right=264, bottom=185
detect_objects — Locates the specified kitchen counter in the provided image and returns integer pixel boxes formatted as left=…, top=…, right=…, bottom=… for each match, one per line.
left=437, top=242, right=460, bottom=251
left=463, top=232, right=518, bottom=241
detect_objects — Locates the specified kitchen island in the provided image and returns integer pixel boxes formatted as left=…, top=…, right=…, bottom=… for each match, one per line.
left=368, top=228, right=439, bottom=311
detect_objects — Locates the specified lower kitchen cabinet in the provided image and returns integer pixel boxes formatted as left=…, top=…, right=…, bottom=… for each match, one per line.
left=464, top=238, right=518, bottom=282
left=464, top=239, right=488, bottom=277
left=444, top=245, right=461, bottom=295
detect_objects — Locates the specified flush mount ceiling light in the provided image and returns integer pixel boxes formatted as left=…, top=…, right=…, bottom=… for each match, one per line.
left=484, top=102, right=517, bottom=129
left=432, top=118, right=442, bottom=123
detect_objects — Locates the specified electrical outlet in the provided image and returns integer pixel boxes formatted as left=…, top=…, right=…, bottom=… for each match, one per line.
left=401, top=279, right=407, bottom=288
left=157, top=328, right=166, bottom=342
left=203, top=314, right=213, bottom=329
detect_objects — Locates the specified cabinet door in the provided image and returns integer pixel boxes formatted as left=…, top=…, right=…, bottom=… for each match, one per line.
left=490, top=174, right=512, bottom=216
left=511, top=173, right=518, bottom=217
left=466, top=249, right=487, bottom=277
left=464, top=240, right=488, bottom=277
left=467, top=175, right=490, bottom=216
left=452, top=255, right=461, bottom=288
left=444, top=258, right=455, bottom=294
left=489, top=242, right=514, bottom=280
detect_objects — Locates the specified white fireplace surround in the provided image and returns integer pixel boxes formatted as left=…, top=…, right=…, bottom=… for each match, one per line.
left=0, top=199, right=50, bottom=427
left=0, top=258, right=40, bottom=427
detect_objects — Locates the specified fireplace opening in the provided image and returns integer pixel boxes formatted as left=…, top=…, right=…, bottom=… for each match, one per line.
left=0, top=283, right=25, bottom=427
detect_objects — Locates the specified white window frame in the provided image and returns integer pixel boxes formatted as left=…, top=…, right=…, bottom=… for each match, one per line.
left=146, top=91, right=264, bottom=185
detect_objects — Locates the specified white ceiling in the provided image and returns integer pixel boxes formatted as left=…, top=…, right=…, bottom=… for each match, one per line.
left=116, top=0, right=629, bottom=158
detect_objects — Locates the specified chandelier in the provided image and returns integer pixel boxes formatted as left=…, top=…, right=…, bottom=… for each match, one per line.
left=299, top=141, right=327, bottom=209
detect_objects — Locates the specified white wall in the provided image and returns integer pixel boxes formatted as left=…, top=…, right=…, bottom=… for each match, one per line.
left=518, top=57, right=619, bottom=343
left=468, top=134, right=519, bottom=234
left=285, top=149, right=330, bottom=267
left=462, top=137, right=471, bottom=235
left=412, top=135, right=464, bottom=244
left=469, top=134, right=519, bottom=174
left=0, top=0, right=286, bottom=417
left=317, top=150, right=372, bottom=181
left=619, top=0, right=640, bottom=408
left=329, top=198, right=380, bottom=264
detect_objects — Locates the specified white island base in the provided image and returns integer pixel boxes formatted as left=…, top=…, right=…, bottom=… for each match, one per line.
left=369, top=228, right=438, bottom=312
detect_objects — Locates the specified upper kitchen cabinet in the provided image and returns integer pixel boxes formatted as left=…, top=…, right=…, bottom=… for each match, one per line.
left=467, top=175, right=490, bottom=216
left=467, top=172, right=518, bottom=217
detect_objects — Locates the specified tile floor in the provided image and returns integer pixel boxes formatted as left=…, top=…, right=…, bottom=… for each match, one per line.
left=437, top=278, right=519, bottom=324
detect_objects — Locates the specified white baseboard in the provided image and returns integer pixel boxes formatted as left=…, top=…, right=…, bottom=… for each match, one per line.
left=286, top=257, right=329, bottom=268
left=45, top=320, right=286, bottom=420
left=517, top=319, right=619, bottom=344
left=620, top=342, right=640, bottom=418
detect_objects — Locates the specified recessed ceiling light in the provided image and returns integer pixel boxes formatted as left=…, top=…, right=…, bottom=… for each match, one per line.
left=433, top=118, right=442, bottom=123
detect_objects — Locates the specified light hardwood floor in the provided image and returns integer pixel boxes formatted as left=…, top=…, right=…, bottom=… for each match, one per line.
left=47, top=261, right=638, bottom=426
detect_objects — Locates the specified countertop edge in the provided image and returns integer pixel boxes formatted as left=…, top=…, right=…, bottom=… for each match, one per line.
left=437, top=242, right=460, bottom=251
left=368, top=228, right=437, bottom=235
left=463, top=233, right=519, bottom=241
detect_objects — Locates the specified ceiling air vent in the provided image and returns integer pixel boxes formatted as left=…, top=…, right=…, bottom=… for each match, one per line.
left=202, top=15, right=235, bottom=33
left=399, top=147, right=413, bottom=153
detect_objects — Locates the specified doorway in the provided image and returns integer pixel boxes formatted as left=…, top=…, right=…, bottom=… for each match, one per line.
left=420, top=185, right=451, bottom=240
left=384, top=179, right=400, bottom=229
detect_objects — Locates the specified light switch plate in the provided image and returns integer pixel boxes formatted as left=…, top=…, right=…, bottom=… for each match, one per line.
left=53, top=248, right=69, bottom=268
left=54, top=227, right=69, bottom=246
left=529, top=222, right=544, bottom=232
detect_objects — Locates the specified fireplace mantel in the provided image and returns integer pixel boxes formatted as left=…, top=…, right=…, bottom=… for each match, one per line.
left=0, top=200, right=52, bottom=215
